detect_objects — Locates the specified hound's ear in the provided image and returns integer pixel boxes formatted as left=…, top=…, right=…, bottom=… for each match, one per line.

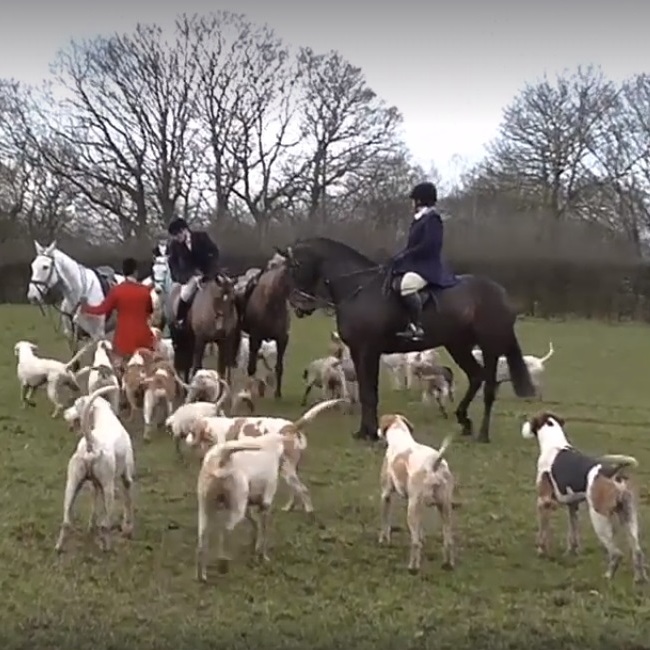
left=551, top=413, right=565, bottom=428
left=400, top=416, right=415, bottom=434
left=378, top=414, right=397, bottom=438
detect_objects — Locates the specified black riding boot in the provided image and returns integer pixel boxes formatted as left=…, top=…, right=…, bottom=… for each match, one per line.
left=175, top=298, right=191, bottom=328
left=396, top=292, right=425, bottom=340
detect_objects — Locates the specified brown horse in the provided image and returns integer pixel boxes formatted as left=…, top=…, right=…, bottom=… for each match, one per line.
left=235, top=255, right=291, bottom=399
left=168, top=276, right=240, bottom=383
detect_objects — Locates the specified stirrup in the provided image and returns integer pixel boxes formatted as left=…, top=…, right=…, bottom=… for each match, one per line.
left=396, top=325, right=424, bottom=340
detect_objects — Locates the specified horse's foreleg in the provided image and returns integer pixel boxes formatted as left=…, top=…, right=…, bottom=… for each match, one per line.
left=446, top=345, right=484, bottom=438
left=246, top=335, right=262, bottom=379
left=351, top=348, right=380, bottom=441
left=273, top=335, right=288, bottom=400
left=477, top=354, right=498, bottom=443
left=191, top=340, right=207, bottom=377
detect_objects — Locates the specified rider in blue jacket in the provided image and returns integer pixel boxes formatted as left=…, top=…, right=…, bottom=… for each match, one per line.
left=390, top=182, right=458, bottom=340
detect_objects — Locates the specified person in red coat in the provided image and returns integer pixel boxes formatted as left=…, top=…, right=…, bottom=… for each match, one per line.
left=81, top=257, right=155, bottom=359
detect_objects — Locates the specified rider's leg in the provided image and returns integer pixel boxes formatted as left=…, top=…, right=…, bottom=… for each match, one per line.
left=176, top=276, right=200, bottom=327
left=395, top=272, right=426, bottom=340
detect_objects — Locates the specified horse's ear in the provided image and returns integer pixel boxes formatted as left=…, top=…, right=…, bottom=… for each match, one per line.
left=34, top=241, right=43, bottom=254
left=44, top=241, right=57, bottom=254
left=274, top=246, right=291, bottom=260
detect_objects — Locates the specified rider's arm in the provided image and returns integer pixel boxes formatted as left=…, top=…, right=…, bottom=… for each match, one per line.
left=196, top=233, right=220, bottom=275
left=167, top=242, right=183, bottom=282
left=393, top=214, right=442, bottom=262
left=82, top=285, right=118, bottom=317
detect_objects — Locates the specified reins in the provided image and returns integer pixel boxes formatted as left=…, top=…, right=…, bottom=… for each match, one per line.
left=290, top=263, right=387, bottom=314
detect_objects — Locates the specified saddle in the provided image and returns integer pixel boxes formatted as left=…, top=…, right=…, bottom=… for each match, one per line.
left=384, top=272, right=445, bottom=311
left=90, top=265, right=119, bottom=331
left=234, top=268, right=263, bottom=311
left=93, top=265, right=118, bottom=298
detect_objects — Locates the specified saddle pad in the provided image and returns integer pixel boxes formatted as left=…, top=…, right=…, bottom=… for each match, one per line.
left=90, top=268, right=117, bottom=332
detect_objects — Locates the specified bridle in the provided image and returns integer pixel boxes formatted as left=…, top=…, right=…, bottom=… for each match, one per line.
left=30, top=251, right=91, bottom=329
left=286, top=256, right=387, bottom=314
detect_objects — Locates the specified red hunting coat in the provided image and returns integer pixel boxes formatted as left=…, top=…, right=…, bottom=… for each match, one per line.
left=82, top=280, right=155, bottom=357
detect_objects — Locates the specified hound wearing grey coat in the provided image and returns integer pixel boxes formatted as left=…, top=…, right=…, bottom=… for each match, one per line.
left=522, top=411, right=647, bottom=583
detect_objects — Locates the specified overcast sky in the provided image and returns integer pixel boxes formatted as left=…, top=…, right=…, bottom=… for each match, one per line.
left=0, top=0, right=647, bottom=182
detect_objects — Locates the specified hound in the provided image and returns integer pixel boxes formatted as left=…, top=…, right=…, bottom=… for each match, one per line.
left=184, top=369, right=229, bottom=405
left=377, top=414, right=455, bottom=573
left=76, top=340, right=121, bottom=413
left=186, top=399, right=345, bottom=514
left=196, top=432, right=286, bottom=581
left=474, top=341, right=554, bottom=398
left=301, top=356, right=348, bottom=405
left=57, top=386, right=135, bottom=553
left=521, top=410, right=647, bottom=583
left=14, top=340, right=92, bottom=417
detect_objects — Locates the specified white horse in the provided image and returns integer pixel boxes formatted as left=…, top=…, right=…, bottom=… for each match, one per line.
left=144, top=241, right=168, bottom=330
left=27, top=240, right=157, bottom=350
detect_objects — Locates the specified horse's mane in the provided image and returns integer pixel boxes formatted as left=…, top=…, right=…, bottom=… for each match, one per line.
left=297, top=237, right=377, bottom=267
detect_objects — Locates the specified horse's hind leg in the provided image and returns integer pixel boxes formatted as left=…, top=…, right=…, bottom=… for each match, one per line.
left=445, top=345, right=484, bottom=438
left=273, top=334, right=288, bottom=399
left=477, top=352, right=498, bottom=443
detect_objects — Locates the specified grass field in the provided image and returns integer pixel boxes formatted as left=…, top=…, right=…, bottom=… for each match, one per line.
left=1, top=305, right=650, bottom=649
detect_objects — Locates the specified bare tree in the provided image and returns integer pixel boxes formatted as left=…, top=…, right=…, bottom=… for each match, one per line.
left=222, top=29, right=303, bottom=238
left=485, top=66, right=618, bottom=221
left=583, top=73, right=650, bottom=252
left=292, top=48, right=403, bottom=222
left=186, top=12, right=253, bottom=224
left=24, top=23, right=202, bottom=241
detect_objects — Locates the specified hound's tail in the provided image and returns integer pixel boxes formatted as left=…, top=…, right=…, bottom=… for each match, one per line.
left=599, top=454, right=639, bottom=474
left=214, top=379, right=232, bottom=414
left=212, top=439, right=267, bottom=474
left=64, top=340, right=95, bottom=371
left=292, top=398, right=346, bottom=430
left=79, top=385, right=119, bottom=463
left=539, top=341, right=554, bottom=365
left=431, top=435, right=454, bottom=472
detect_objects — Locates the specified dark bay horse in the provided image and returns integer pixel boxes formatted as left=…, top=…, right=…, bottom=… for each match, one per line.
left=235, top=253, right=291, bottom=398
left=278, top=237, right=535, bottom=443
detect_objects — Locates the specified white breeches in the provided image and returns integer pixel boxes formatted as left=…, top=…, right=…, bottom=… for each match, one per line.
left=399, top=272, right=427, bottom=296
left=179, top=275, right=201, bottom=302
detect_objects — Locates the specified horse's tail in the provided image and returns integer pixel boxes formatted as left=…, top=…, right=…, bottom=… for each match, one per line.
left=504, top=331, right=536, bottom=398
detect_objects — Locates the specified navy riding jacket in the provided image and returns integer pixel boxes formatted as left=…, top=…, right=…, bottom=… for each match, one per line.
left=390, top=207, right=458, bottom=287
left=168, top=231, right=220, bottom=284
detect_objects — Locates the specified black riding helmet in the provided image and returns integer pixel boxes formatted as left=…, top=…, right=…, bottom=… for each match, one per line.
left=168, top=217, right=189, bottom=236
left=409, top=182, right=437, bottom=207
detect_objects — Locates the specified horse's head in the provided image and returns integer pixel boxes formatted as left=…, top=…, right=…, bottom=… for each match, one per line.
left=151, top=251, right=171, bottom=295
left=27, top=240, right=62, bottom=304
left=201, top=274, right=237, bottom=331
left=275, top=242, right=322, bottom=318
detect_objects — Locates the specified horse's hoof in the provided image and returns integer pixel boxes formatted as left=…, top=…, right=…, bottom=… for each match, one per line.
left=476, top=435, right=490, bottom=443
